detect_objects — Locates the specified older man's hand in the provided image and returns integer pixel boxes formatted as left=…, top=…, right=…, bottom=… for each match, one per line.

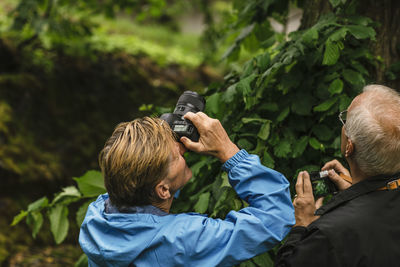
left=321, top=160, right=352, bottom=191
left=293, top=171, right=323, bottom=227
left=180, top=112, right=239, bottom=163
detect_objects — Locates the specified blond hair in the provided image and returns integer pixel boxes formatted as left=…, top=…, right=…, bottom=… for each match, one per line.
left=345, top=85, right=400, bottom=176
left=99, top=117, right=176, bottom=208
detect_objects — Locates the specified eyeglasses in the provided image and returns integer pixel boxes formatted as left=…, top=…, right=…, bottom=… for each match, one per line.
left=338, top=110, right=347, bottom=126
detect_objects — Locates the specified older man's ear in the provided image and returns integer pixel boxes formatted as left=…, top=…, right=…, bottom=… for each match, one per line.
left=345, top=139, right=354, bottom=158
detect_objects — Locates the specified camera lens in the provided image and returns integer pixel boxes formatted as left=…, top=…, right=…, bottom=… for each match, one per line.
left=175, top=91, right=205, bottom=115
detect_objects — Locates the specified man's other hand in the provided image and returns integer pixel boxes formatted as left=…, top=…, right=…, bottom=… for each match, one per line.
left=293, top=171, right=322, bottom=227
left=180, top=112, right=239, bottom=163
left=321, top=160, right=352, bottom=191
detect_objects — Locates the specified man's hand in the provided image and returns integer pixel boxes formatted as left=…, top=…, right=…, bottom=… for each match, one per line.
left=293, top=171, right=323, bottom=227
left=321, top=160, right=352, bottom=191
left=180, top=112, right=239, bottom=163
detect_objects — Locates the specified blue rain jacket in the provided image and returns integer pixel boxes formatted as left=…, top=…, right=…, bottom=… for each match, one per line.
left=79, top=150, right=295, bottom=266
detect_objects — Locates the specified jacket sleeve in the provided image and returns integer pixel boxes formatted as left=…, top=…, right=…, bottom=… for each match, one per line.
left=274, top=226, right=341, bottom=267
left=178, top=149, right=295, bottom=266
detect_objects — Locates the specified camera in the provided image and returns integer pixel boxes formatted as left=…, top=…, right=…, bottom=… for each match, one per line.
left=160, top=91, right=205, bottom=142
left=309, top=170, right=338, bottom=198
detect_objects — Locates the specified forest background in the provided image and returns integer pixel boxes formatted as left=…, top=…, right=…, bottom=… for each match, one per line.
left=1, top=0, right=399, bottom=266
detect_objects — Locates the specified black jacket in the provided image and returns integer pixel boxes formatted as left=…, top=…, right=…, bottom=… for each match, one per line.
left=275, top=175, right=400, bottom=267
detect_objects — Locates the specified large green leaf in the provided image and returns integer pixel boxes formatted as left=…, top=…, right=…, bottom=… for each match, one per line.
left=302, top=27, right=319, bottom=45
left=26, top=211, right=43, bottom=238
left=257, top=121, right=271, bottom=140
left=253, top=251, right=274, bottom=266
left=76, top=200, right=94, bottom=227
left=74, top=170, right=106, bottom=197
left=309, top=137, right=325, bottom=151
left=194, top=192, right=210, bottom=214
left=27, top=196, right=49, bottom=212
left=52, top=186, right=81, bottom=205
left=292, top=136, right=309, bottom=158
left=312, top=125, right=333, bottom=141
left=274, top=140, right=291, bottom=158
left=322, top=41, right=340, bottom=65
left=313, top=97, right=338, bottom=112
left=49, top=205, right=69, bottom=244
left=346, top=25, right=376, bottom=40
left=328, top=78, right=343, bottom=95
left=342, top=69, right=365, bottom=88
left=75, top=254, right=88, bottom=267
left=11, top=210, right=28, bottom=226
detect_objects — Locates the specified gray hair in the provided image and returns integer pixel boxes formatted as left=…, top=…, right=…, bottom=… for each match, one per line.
left=344, top=84, right=400, bottom=176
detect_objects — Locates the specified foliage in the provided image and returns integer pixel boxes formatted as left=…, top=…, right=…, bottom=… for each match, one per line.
left=11, top=170, right=106, bottom=265
left=11, top=0, right=382, bottom=266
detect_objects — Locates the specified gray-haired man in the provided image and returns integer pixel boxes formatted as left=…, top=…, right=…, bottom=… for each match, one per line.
left=275, top=85, right=400, bottom=267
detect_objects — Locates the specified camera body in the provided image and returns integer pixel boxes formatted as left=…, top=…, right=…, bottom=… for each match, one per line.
left=309, top=170, right=338, bottom=198
left=160, top=91, right=205, bottom=142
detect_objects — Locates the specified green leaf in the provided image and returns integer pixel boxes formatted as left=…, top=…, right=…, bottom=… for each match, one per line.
left=205, top=93, right=221, bottom=116
left=328, top=28, right=348, bottom=42
left=302, top=27, right=319, bottom=45
left=328, top=79, right=343, bottom=95
left=222, top=84, right=237, bottom=103
left=277, top=106, right=290, bottom=122
left=291, top=94, right=315, bottom=115
left=262, top=150, right=275, bottom=169
left=194, top=192, right=210, bottom=213
left=11, top=210, right=28, bottom=226
left=313, top=97, right=338, bottom=112
left=292, top=136, right=309, bottom=158
left=309, top=137, right=325, bottom=151
left=253, top=251, right=274, bottom=266
left=26, top=211, right=43, bottom=238
left=346, top=25, right=376, bottom=40
left=242, top=117, right=267, bottom=124
left=322, top=41, right=340, bottom=66
left=236, top=74, right=257, bottom=95
left=342, top=69, right=365, bottom=88
left=49, top=205, right=69, bottom=244
left=52, top=186, right=81, bottom=205
left=339, top=95, right=352, bottom=111
left=237, top=138, right=254, bottom=151
left=76, top=200, right=93, bottom=227
left=73, top=170, right=106, bottom=197
left=75, top=253, right=88, bottom=267
left=312, top=125, right=333, bottom=141
left=256, top=53, right=270, bottom=71
left=243, top=32, right=259, bottom=52
left=257, top=121, right=271, bottom=140
left=274, top=140, right=291, bottom=158
left=27, top=196, right=48, bottom=212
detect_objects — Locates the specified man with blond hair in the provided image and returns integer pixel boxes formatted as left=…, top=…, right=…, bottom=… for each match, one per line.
left=79, top=111, right=295, bottom=266
left=275, top=84, right=400, bottom=266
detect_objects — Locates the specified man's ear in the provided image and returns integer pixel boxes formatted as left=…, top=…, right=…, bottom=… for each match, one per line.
left=345, top=139, right=354, bottom=158
left=155, top=180, right=171, bottom=200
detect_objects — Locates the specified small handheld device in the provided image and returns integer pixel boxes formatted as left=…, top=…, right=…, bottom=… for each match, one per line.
left=160, top=91, right=205, bottom=142
left=309, top=170, right=338, bottom=198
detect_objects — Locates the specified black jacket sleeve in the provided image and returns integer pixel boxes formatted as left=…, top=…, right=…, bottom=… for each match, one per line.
left=274, top=226, right=341, bottom=267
